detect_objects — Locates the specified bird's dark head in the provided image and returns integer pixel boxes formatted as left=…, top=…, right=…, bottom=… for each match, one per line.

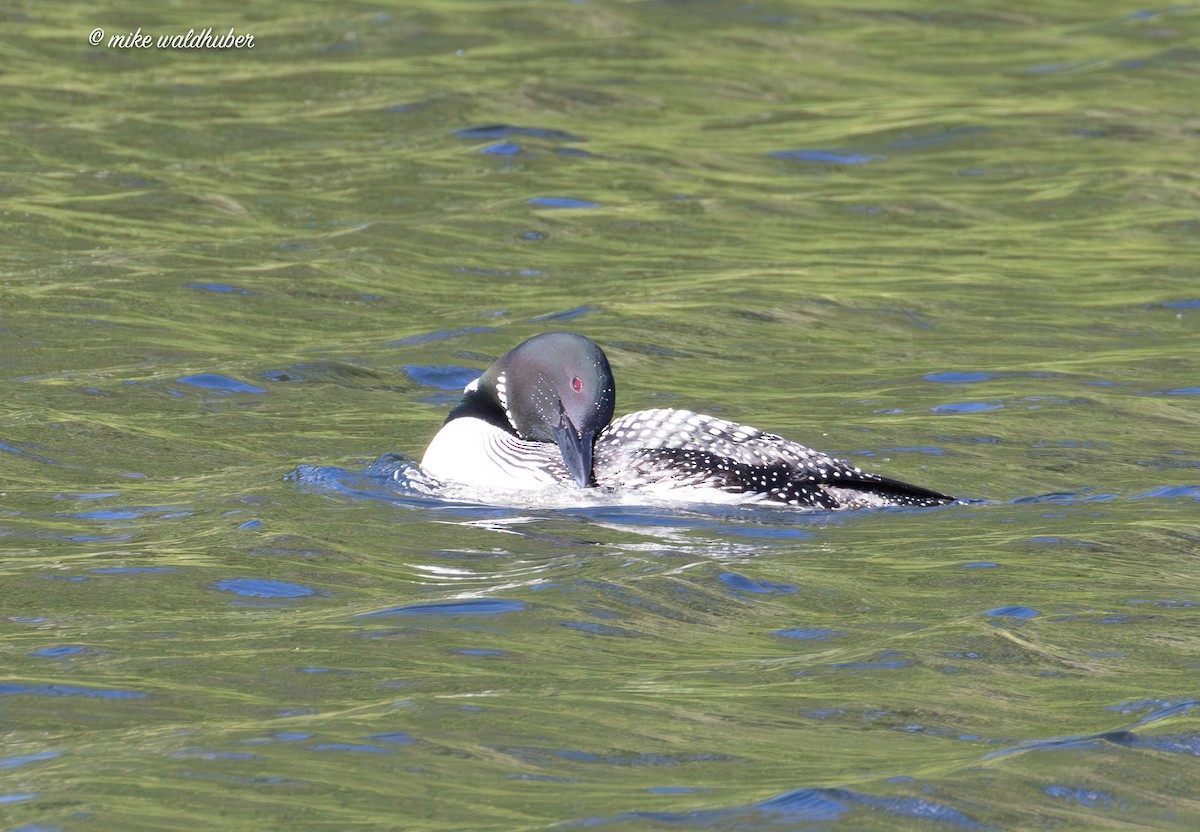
left=479, top=331, right=615, bottom=487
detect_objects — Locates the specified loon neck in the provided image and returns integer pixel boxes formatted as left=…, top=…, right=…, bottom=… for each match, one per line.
left=445, top=375, right=514, bottom=435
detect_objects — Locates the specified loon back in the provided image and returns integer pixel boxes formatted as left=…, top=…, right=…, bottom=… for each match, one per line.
left=592, top=408, right=953, bottom=510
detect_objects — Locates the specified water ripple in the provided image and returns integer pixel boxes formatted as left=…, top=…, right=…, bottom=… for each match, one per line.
left=568, top=785, right=992, bottom=829
left=356, top=598, right=528, bottom=618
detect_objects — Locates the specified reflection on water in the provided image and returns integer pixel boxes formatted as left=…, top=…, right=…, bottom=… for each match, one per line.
left=2, top=0, right=1200, bottom=829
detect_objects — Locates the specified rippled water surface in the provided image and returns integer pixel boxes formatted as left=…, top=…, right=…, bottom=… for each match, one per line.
left=4, top=1, right=1200, bottom=829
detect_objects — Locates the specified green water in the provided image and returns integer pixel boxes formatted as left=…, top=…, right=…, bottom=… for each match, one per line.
left=3, top=0, right=1200, bottom=829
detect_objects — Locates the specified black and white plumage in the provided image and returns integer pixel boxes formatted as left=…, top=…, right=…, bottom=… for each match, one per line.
left=420, top=332, right=954, bottom=510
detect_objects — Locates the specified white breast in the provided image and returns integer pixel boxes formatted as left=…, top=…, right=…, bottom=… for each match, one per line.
left=420, top=417, right=567, bottom=490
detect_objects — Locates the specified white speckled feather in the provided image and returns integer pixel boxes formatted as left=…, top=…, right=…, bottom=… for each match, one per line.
left=592, top=408, right=919, bottom=508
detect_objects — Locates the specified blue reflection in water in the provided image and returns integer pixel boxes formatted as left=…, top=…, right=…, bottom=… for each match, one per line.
left=0, top=683, right=145, bottom=699
left=719, top=573, right=798, bottom=594
left=357, top=598, right=527, bottom=618
left=212, top=579, right=320, bottom=599
left=567, top=785, right=990, bottom=829
left=770, top=149, right=885, bottom=164
left=403, top=366, right=479, bottom=391
left=0, top=750, right=62, bottom=769
left=527, top=197, right=601, bottom=209
left=176, top=374, right=267, bottom=394
left=453, top=124, right=584, bottom=142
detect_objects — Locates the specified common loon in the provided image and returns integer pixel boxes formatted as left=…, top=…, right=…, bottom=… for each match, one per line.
left=420, top=332, right=954, bottom=510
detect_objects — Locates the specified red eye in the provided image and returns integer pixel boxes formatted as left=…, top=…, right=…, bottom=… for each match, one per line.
left=572, top=376, right=583, bottom=393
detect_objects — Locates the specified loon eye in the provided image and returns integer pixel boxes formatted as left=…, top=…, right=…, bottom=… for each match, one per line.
left=572, top=376, right=583, bottom=393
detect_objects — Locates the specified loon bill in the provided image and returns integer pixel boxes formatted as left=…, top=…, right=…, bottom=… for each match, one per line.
left=419, top=331, right=955, bottom=510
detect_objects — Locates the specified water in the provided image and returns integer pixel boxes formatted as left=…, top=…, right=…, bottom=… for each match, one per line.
left=3, top=0, right=1200, bottom=828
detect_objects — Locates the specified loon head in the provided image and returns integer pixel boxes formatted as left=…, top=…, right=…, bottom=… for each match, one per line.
left=468, top=332, right=616, bottom=487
